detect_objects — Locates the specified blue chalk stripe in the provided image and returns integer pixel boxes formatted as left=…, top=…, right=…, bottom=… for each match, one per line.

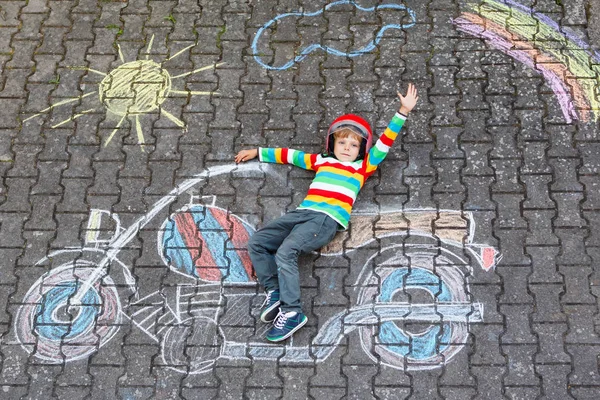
left=192, top=207, right=250, bottom=283
left=35, top=281, right=100, bottom=340
left=378, top=268, right=453, bottom=360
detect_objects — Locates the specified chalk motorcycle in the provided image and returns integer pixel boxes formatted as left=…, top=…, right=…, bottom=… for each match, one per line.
left=15, top=163, right=498, bottom=373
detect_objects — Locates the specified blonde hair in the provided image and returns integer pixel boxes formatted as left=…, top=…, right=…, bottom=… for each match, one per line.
left=333, top=128, right=363, bottom=143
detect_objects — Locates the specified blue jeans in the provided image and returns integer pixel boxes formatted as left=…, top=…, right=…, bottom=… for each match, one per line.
left=248, top=209, right=339, bottom=313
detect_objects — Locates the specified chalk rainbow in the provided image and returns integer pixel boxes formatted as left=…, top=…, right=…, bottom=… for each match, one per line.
left=453, top=0, right=600, bottom=123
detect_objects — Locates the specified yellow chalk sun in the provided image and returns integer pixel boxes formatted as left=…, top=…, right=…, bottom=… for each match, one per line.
left=24, top=35, right=223, bottom=151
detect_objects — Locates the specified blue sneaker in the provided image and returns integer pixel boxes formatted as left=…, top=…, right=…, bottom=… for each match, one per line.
left=266, top=311, right=308, bottom=342
left=260, top=289, right=280, bottom=323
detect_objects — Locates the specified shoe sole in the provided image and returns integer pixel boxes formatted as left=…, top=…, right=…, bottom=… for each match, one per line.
left=266, top=315, right=308, bottom=342
left=260, top=300, right=281, bottom=323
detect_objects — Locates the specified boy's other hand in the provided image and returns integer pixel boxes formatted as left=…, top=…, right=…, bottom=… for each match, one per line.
left=397, top=83, right=419, bottom=115
left=235, top=148, right=258, bottom=163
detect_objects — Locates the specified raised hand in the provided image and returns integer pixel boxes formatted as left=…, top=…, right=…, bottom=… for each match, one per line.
left=397, top=83, right=418, bottom=114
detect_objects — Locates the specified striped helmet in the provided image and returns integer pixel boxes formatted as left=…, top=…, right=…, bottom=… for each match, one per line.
left=325, top=114, right=373, bottom=160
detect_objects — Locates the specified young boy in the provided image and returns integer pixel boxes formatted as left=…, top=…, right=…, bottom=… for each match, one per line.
left=235, top=84, right=418, bottom=342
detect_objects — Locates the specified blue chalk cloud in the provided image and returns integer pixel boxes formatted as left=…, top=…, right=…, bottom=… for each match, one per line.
left=252, top=0, right=417, bottom=70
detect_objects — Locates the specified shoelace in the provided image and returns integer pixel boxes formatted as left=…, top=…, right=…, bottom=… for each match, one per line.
left=261, top=291, right=273, bottom=308
left=273, top=311, right=288, bottom=329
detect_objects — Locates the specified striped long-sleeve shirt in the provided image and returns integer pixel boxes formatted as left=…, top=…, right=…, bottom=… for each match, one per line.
left=258, top=112, right=407, bottom=229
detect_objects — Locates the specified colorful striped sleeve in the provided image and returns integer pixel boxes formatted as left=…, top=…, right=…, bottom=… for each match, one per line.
left=258, top=147, right=318, bottom=171
left=364, top=112, right=407, bottom=174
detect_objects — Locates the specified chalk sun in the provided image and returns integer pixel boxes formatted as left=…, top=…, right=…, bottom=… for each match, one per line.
left=24, top=35, right=222, bottom=151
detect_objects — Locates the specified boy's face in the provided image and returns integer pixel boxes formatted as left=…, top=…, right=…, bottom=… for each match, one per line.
left=333, top=135, right=361, bottom=162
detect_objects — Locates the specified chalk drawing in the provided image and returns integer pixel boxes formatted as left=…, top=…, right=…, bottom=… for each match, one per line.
left=325, top=209, right=499, bottom=369
left=158, top=204, right=255, bottom=282
left=453, top=0, right=600, bottom=123
left=159, top=207, right=496, bottom=371
left=13, top=164, right=498, bottom=373
left=13, top=163, right=261, bottom=365
left=17, top=262, right=122, bottom=362
left=322, top=209, right=498, bottom=272
left=252, top=0, right=416, bottom=70
left=357, top=244, right=476, bottom=369
left=23, top=35, right=222, bottom=151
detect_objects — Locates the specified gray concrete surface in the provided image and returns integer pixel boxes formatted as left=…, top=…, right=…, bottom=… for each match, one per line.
left=1, top=0, right=599, bottom=399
